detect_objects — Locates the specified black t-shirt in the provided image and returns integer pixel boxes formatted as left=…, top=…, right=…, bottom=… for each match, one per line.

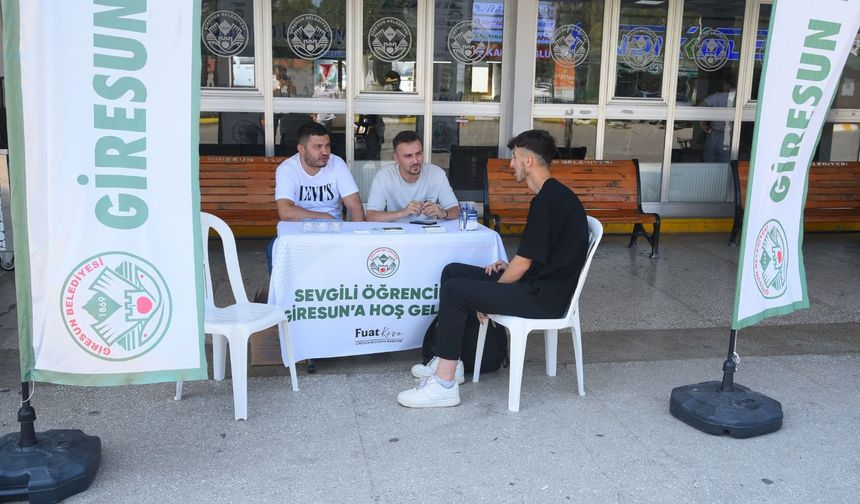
left=516, top=178, right=589, bottom=314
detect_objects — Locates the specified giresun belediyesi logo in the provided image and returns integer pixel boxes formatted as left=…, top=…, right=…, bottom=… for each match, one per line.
left=367, top=247, right=400, bottom=278
left=752, top=220, right=789, bottom=299
left=61, top=252, right=172, bottom=360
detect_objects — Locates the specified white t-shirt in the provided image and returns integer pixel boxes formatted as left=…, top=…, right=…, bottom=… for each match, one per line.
left=366, top=163, right=459, bottom=213
left=275, top=153, right=359, bottom=218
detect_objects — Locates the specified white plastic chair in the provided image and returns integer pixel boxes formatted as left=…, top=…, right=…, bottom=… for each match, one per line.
left=473, top=216, right=603, bottom=412
left=175, top=212, right=298, bottom=420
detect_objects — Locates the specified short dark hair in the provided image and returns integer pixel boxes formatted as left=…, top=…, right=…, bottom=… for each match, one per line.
left=392, top=130, right=421, bottom=151
left=506, top=129, right=557, bottom=166
left=297, top=122, right=330, bottom=145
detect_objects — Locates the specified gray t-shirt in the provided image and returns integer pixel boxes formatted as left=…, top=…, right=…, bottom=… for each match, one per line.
left=366, top=163, right=458, bottom=212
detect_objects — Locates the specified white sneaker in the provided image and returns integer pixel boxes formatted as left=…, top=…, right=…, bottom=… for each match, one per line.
left=397, top=375, right=460, bottom=408
left=410, top=356, right=465, bottom=384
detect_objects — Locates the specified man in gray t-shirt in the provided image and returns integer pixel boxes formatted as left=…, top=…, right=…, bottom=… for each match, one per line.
left=366, top=131, right=460, bottom=222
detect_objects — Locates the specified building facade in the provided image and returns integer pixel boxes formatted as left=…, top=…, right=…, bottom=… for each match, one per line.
left=100, top=1, right=860, bottom=215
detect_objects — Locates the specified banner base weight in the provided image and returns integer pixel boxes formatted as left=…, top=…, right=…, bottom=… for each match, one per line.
left=0, top=429, right=101, bottom=503
left=670, top=381, right=783, bottom=439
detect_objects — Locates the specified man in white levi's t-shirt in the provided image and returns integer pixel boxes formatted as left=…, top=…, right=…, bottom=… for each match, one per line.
left=275, top=122, right=365, bottom=221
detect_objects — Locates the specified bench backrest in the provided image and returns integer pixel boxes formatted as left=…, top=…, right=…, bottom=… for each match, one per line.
left=200, top=155, right=285, bottom=224
left=733, top=160, right=860, bottom=210
left=484, top=158, right=644, bottom=213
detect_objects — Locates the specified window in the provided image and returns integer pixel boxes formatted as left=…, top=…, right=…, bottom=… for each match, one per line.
left=433, top=1, right=504, bottom=102
left=676, top=0, right=744, bottom=107
left=614, top=0, right=668, bottom=99
left=833, top=31, right=860, bottom=110
left=362, top=0, right=419, bottom=93
left=201, top=0, right=256, bottom=89
left=272, top=0, right=346, bottom=99
left=352, top=114, right=421, bottom=201
left=533, top=118, right=596, bottom=159
left=603, top=120, right=666, bottom=202
left=430, top=116, right=499, bottom=200
left=199, top=112, right=265, bottom=155
left=535, top=0, right=604, bottom=104
left=750, top=3, right=771, bottom=101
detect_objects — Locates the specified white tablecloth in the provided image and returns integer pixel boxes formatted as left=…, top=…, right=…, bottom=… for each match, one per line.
left=269, top=220, right=507, bottom=362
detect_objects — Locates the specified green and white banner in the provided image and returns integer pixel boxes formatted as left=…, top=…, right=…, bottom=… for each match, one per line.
left=3, top=0, right=207, bottom=384
left=732, top=0, right=860, bottom=329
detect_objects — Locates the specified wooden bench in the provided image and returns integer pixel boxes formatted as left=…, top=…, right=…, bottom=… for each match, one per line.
left=200, top=156, right=286, bottom=236
left=484, top=158, right=661, bottom=258
left=730, top=160, right=860, bottom=245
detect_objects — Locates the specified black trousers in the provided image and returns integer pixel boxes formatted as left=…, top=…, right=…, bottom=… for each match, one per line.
left=434, top=262, right=560, bottom=360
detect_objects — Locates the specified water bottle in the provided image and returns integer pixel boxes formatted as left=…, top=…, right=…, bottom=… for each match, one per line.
left=458, top=202, right=478, bottom=231
left=465, top=204, right=478, bottom=231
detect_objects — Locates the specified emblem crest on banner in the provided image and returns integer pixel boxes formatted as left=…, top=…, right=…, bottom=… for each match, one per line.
left=367, top=247, right=400, bottom=278
left=622, top=27, right=660, bottom=71
left=694, top=27, right=730, bottom=72
left=447, top=19, right=489, bottom=64
left=752, top=220, right=789, bottom=299
left=202, top=10, right=249, bottom=57
left=551, top=24, right=590, bottom=68
left=61, top=252, right=172, bottom=360
left=288, top=14, right=332, bottom=60
left=368, top=17, right=411, bottom=62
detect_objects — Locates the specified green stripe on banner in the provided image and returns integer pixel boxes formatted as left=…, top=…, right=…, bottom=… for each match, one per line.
left=1, top=0, right=36, bottom=380
left=189, top=0, right=208, bottom=380
left=30, top=367, right=208, bottom=387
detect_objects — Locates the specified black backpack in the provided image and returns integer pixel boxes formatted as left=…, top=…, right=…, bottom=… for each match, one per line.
left=421, top=312, right=508, bottom=373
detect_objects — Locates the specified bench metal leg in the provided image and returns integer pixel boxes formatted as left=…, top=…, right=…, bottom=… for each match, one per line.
left=628, top=224, right=642, bottom=249
left=728, top=210, right=743, bottom=246
left=629, top=222, right=660, bottom=259
left=649, top=220, right=660, bottom=259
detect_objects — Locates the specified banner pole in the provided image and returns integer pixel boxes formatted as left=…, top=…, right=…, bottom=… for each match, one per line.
left=719, top=329, right=738, bottom=393
left=16, top=381, right=37, bottom=448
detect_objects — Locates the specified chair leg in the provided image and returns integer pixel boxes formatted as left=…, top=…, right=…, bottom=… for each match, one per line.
left=174, top=380, right=183, bottom=401
left=544, top=329, right=558, bottom=377
left=279, top=320, right=299, bottom=392
left=228, top=333, right=249, bottom=421
left=472, top=321, right=488, bottom=383
left=507, top=329, right=528, bottom=412
left=571, top=311, right=585, bottom=397
left=213, top=333, right=228, bottom=381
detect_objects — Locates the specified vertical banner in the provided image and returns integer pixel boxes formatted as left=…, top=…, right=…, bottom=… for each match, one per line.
left=3, top=0, right=207, bottom=384
left=732, top=0, right=860, bottom=329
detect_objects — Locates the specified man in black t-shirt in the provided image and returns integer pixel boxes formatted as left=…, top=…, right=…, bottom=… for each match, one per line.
left=398, top=129, right=590, bottom=408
